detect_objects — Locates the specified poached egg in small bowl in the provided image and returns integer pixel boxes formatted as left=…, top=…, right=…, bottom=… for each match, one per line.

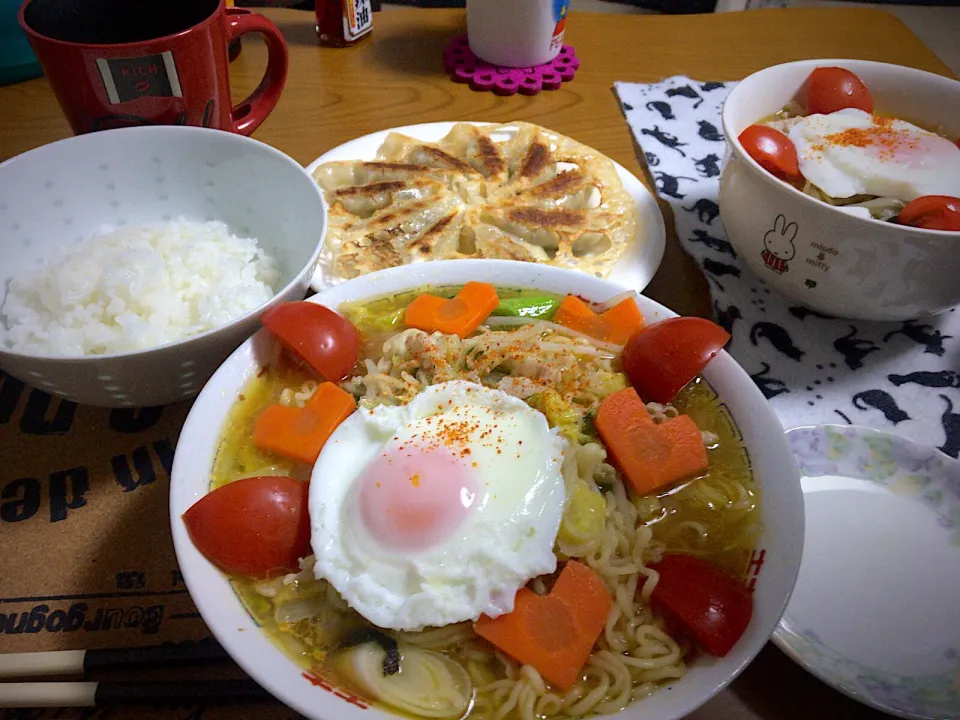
left=787, top=108, right=960, bottom=203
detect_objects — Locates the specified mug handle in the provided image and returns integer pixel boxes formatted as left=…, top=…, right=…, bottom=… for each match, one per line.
left=225, top=7, right=289, bottom=136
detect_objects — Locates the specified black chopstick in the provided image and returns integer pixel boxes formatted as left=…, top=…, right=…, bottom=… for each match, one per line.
left=0, top=642, right=231, bottom=679
left=85, top=643, right=232, bottom=672
left=0, top=680, right=273, bottom=708
left=99, top=679, right=273, bottom=705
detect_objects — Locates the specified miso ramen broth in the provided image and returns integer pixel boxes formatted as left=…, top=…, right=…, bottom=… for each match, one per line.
left=209, top=285, right=760, bottom=720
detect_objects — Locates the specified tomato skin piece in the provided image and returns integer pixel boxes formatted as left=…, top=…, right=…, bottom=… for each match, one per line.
left=261, top=302, right=359, bottom=382
left=622, top=317, right=731, bottom=404
left=182, top=476, right=311, bottom=578
left=738, top=125, right=804, bottom=185
left=898, top=195, right=960, bottom=232
left=649, top=553, right=753, bottom=657
left=806, top=67, right=873, bottom=115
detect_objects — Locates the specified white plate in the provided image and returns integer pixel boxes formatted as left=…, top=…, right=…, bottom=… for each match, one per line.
left=777, top=425, right=960, bottom=720
left=304, top=122, right=666, bottom=294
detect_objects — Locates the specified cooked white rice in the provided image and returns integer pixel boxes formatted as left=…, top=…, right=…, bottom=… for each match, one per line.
left=0, top=219, right=281, bottom=356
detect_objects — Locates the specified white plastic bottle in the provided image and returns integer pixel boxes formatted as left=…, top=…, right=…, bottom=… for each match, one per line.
left=466, top=0, right=570, bottom=68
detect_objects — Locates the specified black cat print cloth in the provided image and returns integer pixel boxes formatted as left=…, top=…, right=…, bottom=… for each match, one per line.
left=614, top=77, right=960, bottom=458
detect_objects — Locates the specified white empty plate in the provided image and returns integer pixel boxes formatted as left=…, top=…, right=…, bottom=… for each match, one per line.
left=304, top=122, right=666, bottom=294
left=778, top=424, right=960, bottom=719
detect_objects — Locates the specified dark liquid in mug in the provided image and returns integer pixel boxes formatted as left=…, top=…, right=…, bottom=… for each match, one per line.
left=23, top=0, right=221, bottom=44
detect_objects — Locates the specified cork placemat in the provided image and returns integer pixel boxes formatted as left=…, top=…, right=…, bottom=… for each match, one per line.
left=0, top=371, right=299, bottom=719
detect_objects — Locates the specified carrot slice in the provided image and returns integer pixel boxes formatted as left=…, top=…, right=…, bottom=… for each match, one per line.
left=595, top=387, right=707, bottom=496
left=253, top=382, right=356, bottom=465
left=474, top=561, right=612, bottom=691
left=404, top=282, right=499, bottom=337
left=553, top=295, right=594, bottom=322
left=553, top=295, right=644, bottom=345
left=599, top=298, right=645, bottom=344
left=553, top=296, right=599, bottom=335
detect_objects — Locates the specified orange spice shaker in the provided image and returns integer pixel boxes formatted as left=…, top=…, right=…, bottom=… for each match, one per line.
left=316, top=0, right=373, bottom=47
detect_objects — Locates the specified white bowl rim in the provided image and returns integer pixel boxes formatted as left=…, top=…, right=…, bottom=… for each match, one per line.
left=0, top=125, right=328, bottom=362
left=721, top=57, right=960, bottom=237
left=170, top=258, right=803, bottom=720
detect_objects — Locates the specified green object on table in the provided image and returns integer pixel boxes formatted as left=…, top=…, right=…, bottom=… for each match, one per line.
left=491, top=296, right=561, bottom=319
left=0, top=0, right=43, bottom=86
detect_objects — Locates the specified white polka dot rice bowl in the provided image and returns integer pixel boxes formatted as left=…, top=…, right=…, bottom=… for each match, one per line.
left=0, top=126, right=326, bottom=407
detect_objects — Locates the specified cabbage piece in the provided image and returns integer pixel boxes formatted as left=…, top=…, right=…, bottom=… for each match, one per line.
left=558, top=480, right=607, bottom=549
left=527, top=389, right=580, bottom=440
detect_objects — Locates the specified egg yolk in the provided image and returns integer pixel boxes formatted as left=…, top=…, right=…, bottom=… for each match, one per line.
left=356, top=445, right=479, bottom=552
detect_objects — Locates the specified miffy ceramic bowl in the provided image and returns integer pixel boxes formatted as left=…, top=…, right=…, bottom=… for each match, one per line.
left=170, top=259, right=805, bottom=720
left=0, top=125, right=326, bottom=407
left=719, top=59, right=960, bottom=322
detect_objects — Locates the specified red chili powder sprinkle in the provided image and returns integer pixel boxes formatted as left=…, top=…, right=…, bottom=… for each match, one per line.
left=811, top=115, right=920, bottom=162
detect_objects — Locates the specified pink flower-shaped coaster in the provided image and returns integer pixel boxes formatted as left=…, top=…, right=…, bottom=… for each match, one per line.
left=442, top=34, right=580, bottom=96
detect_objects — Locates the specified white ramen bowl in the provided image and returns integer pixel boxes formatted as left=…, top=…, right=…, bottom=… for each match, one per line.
left=0, top=126, right=326, bottom=407
left=169, top=259, right=804, bottom=720
left=720, top=59, right=960, bottom=322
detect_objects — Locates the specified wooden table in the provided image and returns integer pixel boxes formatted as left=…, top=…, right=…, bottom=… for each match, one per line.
left=0, top=7, right=953, bottom=720
left=1, top=6, right=954, bottom=319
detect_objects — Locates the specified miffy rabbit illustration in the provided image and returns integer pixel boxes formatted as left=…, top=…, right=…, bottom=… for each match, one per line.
left=761, top=214, right=798, bottom=274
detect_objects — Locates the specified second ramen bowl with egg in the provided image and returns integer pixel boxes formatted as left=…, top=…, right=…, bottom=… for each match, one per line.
left=170, top=259, right=803, bottom=720
left=720, top=59, right=960, bottom=321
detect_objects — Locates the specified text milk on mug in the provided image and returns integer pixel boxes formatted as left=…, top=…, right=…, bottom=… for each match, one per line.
left=467, top=0, right=570, bottom=68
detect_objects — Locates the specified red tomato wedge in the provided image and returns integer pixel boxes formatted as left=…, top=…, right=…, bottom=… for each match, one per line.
left=898, top=195, right=960, bottom=232
left=806, top=67, right=873, bottom=115
left=622, top=317, right=731, bottom=404
left=649, top=553, right=753, bottom=657
left=182, top=476, right=311, bottom=578
left=261, top=302, right=359, bottom=382
left=737, top=125, right=804, bottom=185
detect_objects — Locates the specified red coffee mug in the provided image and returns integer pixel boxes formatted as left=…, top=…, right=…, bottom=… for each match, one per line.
left=19, top=0, right=287, bottom=136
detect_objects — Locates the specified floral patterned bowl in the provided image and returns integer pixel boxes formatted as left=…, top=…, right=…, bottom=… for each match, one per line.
left=777, top=424, right=960, bottom=720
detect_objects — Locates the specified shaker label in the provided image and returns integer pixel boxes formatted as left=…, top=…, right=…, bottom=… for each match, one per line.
left=96, top=51, right=183, bottom=105
left=343, top=0, right=373, bottom=40
left=549, top=31, right=565, bottom=54
left=550, top=0, right=570, bottom=52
